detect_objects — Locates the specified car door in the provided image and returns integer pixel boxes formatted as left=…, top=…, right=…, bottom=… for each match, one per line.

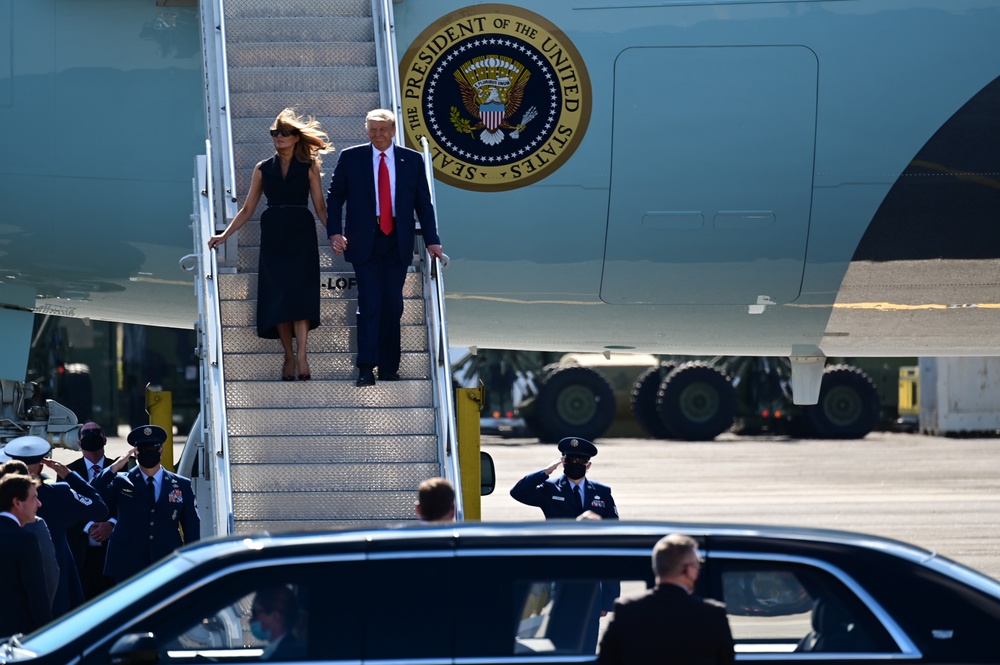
left=703, top=552, right=921, bottom=663
left=453, top=547, right=654, bottom=663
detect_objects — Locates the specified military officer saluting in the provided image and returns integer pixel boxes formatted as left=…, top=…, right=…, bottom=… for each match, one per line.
left=93, top=425, right=200, bottom=583
left=510, top=437, right=619, bottom=520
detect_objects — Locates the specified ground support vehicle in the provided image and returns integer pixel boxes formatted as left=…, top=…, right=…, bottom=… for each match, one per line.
left=518, top=354, right=892, bottom=442
left=3, top=521, right=999, bottom=664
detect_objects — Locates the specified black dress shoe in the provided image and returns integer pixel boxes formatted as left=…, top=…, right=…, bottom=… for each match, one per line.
left=379, top=371, right=401, bottom=381
left=356, top=368, right=376, bottom=387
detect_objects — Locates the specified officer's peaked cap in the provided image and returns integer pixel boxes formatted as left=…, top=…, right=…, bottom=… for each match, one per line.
left=558, top=437, right=598, bottom=458
left=2, top=435, right=52, bottom=464
left=127, top=425, right=168, bottom=447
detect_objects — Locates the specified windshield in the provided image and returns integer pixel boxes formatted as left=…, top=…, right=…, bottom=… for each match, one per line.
left=8, top=558, right=196, bottom=657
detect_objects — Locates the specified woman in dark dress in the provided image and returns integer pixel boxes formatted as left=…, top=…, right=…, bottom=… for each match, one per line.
left=209, top=109, right=333, bottom=380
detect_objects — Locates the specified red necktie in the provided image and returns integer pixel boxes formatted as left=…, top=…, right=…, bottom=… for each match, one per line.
left=91, top=464, right=101, bottom=481
left=378, top=152, right=394, bottom=235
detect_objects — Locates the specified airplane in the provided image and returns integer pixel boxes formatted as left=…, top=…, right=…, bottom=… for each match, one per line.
left=1, top=0, right=999, bottom=442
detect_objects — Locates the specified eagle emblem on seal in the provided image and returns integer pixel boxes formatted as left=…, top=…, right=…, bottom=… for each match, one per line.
left=451, top=55, right=537, bottom=146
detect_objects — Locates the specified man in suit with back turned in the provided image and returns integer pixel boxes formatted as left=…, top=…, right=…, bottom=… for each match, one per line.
left=326, top=109, right=443, bottom=387
left=597, top=533, right=735, bottom=665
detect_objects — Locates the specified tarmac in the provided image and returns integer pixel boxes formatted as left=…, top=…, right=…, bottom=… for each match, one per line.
left=48, top=427, right=1000, bottom=580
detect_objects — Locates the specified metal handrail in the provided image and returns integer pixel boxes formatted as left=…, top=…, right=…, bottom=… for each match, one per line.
left=193, top=144, right=235, bottom=537
left=199, top=0, right=239, bottom=234
left=373, top=0, right=403, bottom=130
left=418, top=137, right=463, bottom=520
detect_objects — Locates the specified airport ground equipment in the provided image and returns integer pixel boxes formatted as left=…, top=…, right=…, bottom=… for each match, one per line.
left=518, top=354, right=890, bottom=442
left=0, top=380, right=81, bottom=450
left=186, top=0, right=461, bottom=535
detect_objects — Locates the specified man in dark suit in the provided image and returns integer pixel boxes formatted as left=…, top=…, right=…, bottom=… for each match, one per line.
left=68, top=422, right=118, bottom=599
left=0, top=471, right=52, bottom=636
left=93, top=425, right=200, bottom=584
left=3, top=435, right=108, bottom=618
left=326, top=109, right=443, bottom=387
left=510, top=437, right=619, bottom=520
left=597, top=533, right=735, bottom=665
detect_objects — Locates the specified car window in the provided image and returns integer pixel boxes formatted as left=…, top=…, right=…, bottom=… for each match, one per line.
left=713, top=560, right=900, bottom=655
left=363, top=555, right=454, bottom=660
left=81, top=561, right=364, bottom=664
left=455, top=552, right=652, bottom=658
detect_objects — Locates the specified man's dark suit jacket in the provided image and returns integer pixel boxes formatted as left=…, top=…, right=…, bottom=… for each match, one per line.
left=325, top=142, right=440, bottom=265
left=0, top=516, right=53, bottom=636
left=597, top=584, right=735, bottom=665
left=37, top=472, right=108, bottom=616
left=68, top=456, right=117, bottom=596
left=93, top=466, right=200, bottom=582
left=510, top=471, right=619, bottom=519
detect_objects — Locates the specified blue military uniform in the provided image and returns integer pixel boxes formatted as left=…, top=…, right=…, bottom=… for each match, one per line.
left=92, top=426, right=200, bottom=583
left=510, top=438, right=620, bottom=520
left=509, top=436, right=620, bottom=653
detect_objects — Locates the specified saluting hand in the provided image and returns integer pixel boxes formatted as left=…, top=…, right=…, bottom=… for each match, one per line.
left=40, top=457, right=71, bottom=479
left=544, top=457, right=564, bottom=476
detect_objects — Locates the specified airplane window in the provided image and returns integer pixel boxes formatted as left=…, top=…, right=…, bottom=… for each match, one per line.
left=716, top=562, right=899, bottom=655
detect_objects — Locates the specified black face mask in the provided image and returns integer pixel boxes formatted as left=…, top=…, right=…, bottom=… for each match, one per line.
left=79, top=430, right=105, bottom=452
left=564, top=462, right=587, bottom=480
left=137, top=449, right=162, bottom=469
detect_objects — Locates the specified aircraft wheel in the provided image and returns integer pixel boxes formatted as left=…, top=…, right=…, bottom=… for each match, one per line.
left=535, top=366, right=616, bottom=442
left=630, top=364, right=677, bottom=439
left=800, top=365, right=880, bottom=439
left=655, top=362, right=736, bottom=441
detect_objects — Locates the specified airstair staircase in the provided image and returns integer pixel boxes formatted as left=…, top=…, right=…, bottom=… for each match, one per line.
left=187, top=0, right=460, bottom=535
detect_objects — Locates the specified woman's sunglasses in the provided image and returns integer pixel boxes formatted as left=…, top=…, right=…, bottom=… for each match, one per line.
left=269, top=128, right=297, bottom=137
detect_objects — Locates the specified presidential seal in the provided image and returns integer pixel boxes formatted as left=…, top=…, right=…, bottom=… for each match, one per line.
left=400, top=4, right=591, bottom=192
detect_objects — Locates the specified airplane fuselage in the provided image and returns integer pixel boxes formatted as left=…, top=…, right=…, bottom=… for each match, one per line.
left=2, top=0, right=998, bottom=377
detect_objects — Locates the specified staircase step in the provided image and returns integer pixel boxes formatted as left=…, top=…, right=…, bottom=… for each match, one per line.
left=223, top=0, right=370, bottom=19
left=233, top=491, right=417, bottom=523
left=232, top=462, right=439, bottom=493
left=227, top=406, right=435, bottom=436
left=228, top=41, right=376, bottom=68
left=220, top=325, right=428, bottom=354
left=228, top=66, right=377, bottom=94
left=229, top=434, right=438, bottom=464
left=218, top=271, right=423, bottom=300
left=222, top=352, right=430, bottom=381
left=225, top=17, right=373, bottom=43
left=219, top=298, right=425, bottom=328
left=225, top=378, right=432, bottom=409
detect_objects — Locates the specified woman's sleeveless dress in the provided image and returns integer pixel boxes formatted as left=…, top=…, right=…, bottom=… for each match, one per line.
left=255, top=155, right=321, bottom=339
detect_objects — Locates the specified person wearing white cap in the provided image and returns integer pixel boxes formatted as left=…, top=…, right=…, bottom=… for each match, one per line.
left=3, top=435, right=108, bottom=618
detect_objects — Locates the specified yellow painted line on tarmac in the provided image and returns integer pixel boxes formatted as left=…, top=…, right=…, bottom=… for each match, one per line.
left=833, top=302, right=1000, bottom=311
